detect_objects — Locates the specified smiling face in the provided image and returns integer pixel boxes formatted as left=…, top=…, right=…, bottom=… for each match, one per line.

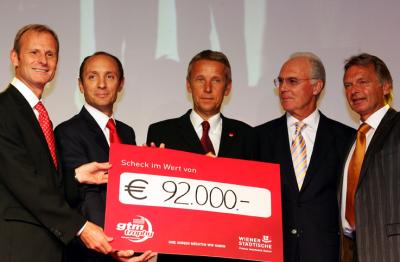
left=278, top=57, right=323, bottom=120
left=344, top=64, right=390, bottom=121
left=10, top=30, right=58, bottom=98
left=79, top=54, right=124, bottom=116
left=186, top=59, right=231, bottom=120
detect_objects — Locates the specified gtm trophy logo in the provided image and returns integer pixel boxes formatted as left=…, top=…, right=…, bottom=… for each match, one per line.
left=116, top=215, right=154, bottom=243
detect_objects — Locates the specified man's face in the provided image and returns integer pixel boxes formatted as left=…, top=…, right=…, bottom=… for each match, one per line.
left=278, top=57, right=322, bottom=120
left=79, top=54, right=123, bottom=116
left=10, top=30, right=58, bottom=97
left=186, top=59, right=231, bottom=120
left=344, top=64, right=390, bottom=121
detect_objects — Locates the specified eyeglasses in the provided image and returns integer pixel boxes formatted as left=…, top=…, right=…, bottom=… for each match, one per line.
left=273, top=77, right=317, bottom=88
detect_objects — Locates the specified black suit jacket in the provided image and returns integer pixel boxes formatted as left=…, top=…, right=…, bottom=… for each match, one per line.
left=339, top=108, right=400, bottom=262
left=255, top=112, right=355, bottom=262
left=147, top=110, right=254, bottom=160
left=55, top=106, right=135, bottom=261
left=146, top=110, right=255, bottom=262
left=55, top=106, right=136, bottom=226
left=0, top=85, right=85, bottom=261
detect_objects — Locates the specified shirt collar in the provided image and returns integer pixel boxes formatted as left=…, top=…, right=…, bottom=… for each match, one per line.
left=190, top=110, right=222, bottom=131
left=84, top=103, right=114, bottom=130
left=362, top=104, right=389, bottom=130
left=11, top=77, right=40, bottom=108
left=286, top=109, right=320, bottom=131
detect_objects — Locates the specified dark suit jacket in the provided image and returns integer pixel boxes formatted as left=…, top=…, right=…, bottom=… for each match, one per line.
left=339, top=108, right=400, bottom=262
left=255, top=112, right=355, bottom=262
left=147, top=109, right=255, bottom=160
left=55, top=106, right=135, bottom=262
left=0, top=85, right=85, bottom=261
left=146, top=110, right=255, bottom=262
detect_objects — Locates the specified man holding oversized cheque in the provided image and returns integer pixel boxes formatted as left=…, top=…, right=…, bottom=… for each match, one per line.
left=143, top=50, right=258, bottom=261
left=105, top=144, right=283, bottom=261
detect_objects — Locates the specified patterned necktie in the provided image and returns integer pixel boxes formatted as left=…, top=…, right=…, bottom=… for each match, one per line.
left=346, top=123, right=371, bottom=228
left=291, top=122, right=307, bottom=189
left=201, top=121, right=215, bottom=154
left=35, top=102, right=58, bottom=169
left=106, top=118, right=122, bottom=144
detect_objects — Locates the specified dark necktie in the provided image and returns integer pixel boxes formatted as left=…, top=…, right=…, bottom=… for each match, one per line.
left=200, top=121, right=215, bottom=154
left=106, top=118, right=122, bottom=144
left=345, top=123, right=371, bottom=228
left=35, top=102, right=58, bottom=169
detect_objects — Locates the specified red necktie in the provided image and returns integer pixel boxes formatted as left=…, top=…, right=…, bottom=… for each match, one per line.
left=200, top=121, right=215, bottom=154
left=106, top=118, right=122, bottom=144
left=35, top=102, right=58, bottom=169
left=345, top=123, right=371, bottom=228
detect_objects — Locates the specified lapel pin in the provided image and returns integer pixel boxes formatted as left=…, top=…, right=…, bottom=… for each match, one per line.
left=228, top=132, right=235, bottom=137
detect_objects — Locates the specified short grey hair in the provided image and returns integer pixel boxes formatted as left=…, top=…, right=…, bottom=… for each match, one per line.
left=289, top=52, right=326, bottom=88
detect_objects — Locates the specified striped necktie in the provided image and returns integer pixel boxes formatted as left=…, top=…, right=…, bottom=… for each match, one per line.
left=291, top=122, right=307, bottom=189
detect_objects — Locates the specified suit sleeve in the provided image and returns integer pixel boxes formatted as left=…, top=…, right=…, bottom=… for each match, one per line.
left=55, top=125, right=90, bottom=208
left=0, top=112, right=85, bottom=245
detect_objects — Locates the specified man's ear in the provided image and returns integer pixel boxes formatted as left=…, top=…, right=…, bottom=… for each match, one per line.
left=118, top=78, right=124, bottom=92
left=224, top=81, right=232, bottom=96
left=312, top=80, right=323, bottom=96
left=186, top=79, right=193, bottom=94
left=10, top=50, right=19, bottom=68
left=78, top=78, right=84, bottom=94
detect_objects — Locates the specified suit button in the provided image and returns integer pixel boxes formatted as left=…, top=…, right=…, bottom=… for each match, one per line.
left=291, top=229, right=297, bottom=235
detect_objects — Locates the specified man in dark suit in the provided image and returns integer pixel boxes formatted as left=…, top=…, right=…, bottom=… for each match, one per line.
left=255, top=52, right=355, bottom=262
left=146, top=50, right=254, bottom=261
left=340, top=53, right=400, bottom=262
left=55, top=52, right=155, bottom=262
left=147, top=50, right=254, bottom=160
left=0, top=24, right=115, bottom=262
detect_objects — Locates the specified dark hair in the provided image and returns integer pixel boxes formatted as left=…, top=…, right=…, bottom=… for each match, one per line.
left=344, top=53, right=393, bottom=104
left=79, top=51, right=124, bottom=81
left=186, top=50, right=231, bottom=82
left=13, top=24, right=59, bottom=56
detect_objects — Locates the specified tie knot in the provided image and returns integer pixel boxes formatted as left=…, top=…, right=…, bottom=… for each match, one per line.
left=202, top=121, right=210, bottom=132
left=358, top=123, right=371, bottom=135
left=35, top=101, right=46, bottom=114
left=106, top=118, right=117, bottom=131
left=295, top=121, right=306, bottom=133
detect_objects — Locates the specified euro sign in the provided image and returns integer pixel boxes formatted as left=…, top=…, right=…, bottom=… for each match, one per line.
left=125, top=179, right=148, bottom=200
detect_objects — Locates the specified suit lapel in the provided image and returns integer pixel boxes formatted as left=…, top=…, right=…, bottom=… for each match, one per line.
left=358, top=108, right=398, bottom=187
left=277, top=115, right=300, bottom=194
left=177, top=110, right=204, bottom=154
left=301, top=113, right=333, bottom=191
left=79, top=107, right=109, bottom=154
left=219, top=115, right=237, bottom=156
left=9, top=86, right=58, bottom=172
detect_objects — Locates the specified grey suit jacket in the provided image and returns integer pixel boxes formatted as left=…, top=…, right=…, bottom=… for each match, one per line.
left=339, top=108, right=400, bottom=262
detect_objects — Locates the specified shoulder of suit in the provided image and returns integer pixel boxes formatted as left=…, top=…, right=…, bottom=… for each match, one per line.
left=54, top=113, right=88, bottom=138
left=115, top=119, right=135, bottom=131
left=254, top=116, right=284, bottom=132
left=319, top=114, right=356, bottom=135
left=148, top=116, right=182, bottom=130
left=222, top=116, right=252, bottom=130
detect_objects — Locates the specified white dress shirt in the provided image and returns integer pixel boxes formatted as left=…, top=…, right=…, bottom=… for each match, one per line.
left=84, top=103, right=116, bottom=145
left=11, top=77, right=41, bottom=119
left=190, top=110, right=223, bottom=155
left=341, top=104, right=389, bottom=235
